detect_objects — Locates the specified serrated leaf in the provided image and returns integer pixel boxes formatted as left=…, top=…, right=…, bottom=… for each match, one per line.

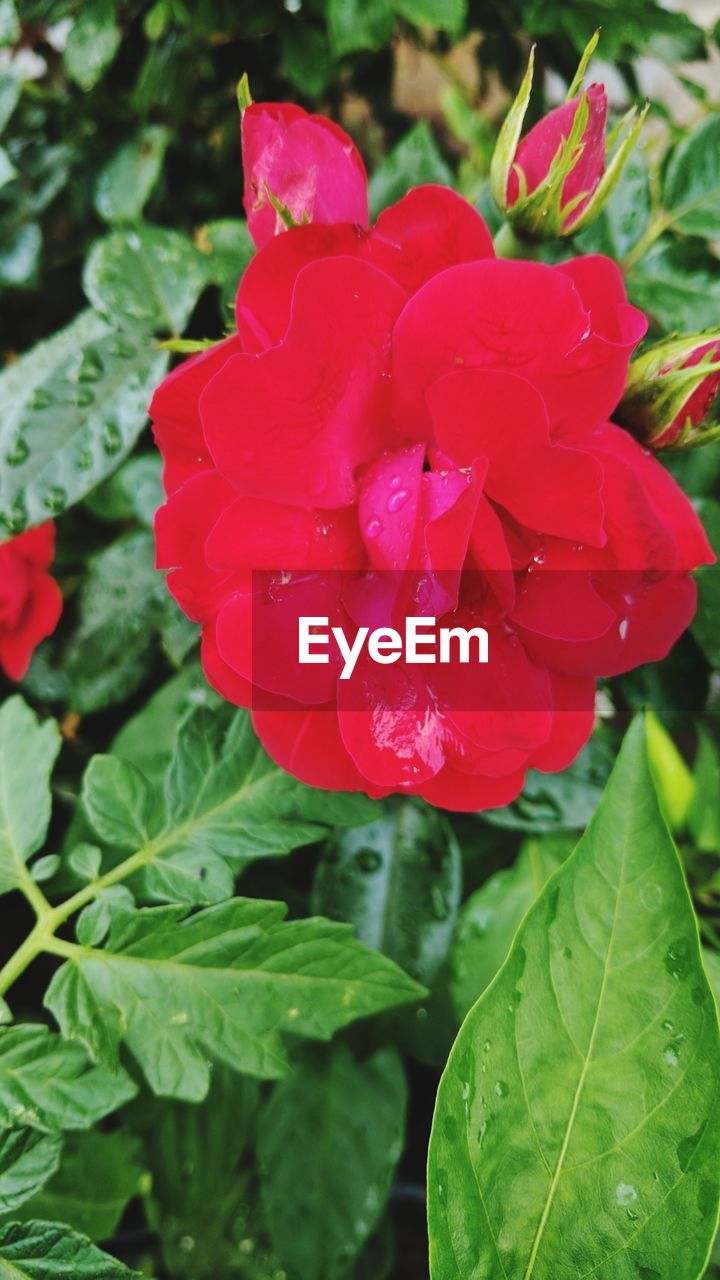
left=0, top=697, right=60, bottom=896
left=428, top=718, right=720, bottom=1279
left=664, top=114, right=720, bottom=238
left=84, top=226, right=210, bottom=336
left=94, top=125, right=169, bottom=224
left=0, top=1130, right=62, bottom=1215
left=109, top=662, right=218, bottom=785
left=259, top=1044, right=406, bottom=1280
left=482, top=737, right=613, bottom=833
left=64, top=3, right=121, bottom=91
left=280, top=24, right=332, bottom=98
left=368, top=122, right=451, bottom=218
left=313, top=801, right=462, bottom=985
left=130, top=705, right=376, bottom=902
left=44, top=897, right=424, bottom=1099
left=0, top=310, right=167, bottom=533
left=0, top=1220, right=140, bottom=1278
left=0, top=1024, right=136, bottom=1131
left=576, top=149, right=650, bottom=261
left=4, top=1131, right=143, bottom=1241
left=82, top=756, right=160, bottom=851
left=451, top=835, right=572, bottom=1020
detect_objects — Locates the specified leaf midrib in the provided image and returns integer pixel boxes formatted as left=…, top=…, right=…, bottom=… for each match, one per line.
left=522, top=821, right=627, bottom=1278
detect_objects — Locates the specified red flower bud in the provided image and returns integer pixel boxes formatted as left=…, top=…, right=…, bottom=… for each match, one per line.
left=0, top=523, right=62, bottom=681
left=241, top=102, right=369, bottom=250
left=507, top=84, right=607, bottom=229
left=619, top=332, right=720, bottom=450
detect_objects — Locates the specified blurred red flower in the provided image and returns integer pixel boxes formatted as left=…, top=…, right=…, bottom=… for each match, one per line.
left=0, top=524, right=62, bottom=681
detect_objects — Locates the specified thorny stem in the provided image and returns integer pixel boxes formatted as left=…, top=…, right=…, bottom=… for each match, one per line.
left=0, top=842, right=157, bottom=1000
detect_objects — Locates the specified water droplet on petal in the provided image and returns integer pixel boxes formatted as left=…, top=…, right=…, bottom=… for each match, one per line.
left=365, top=517, right=382, bottom=539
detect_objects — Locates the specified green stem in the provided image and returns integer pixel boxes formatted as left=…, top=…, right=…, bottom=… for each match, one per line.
left=0, top=843, right=157, bottom=1000
left=622, top=212, right=670, bottom=273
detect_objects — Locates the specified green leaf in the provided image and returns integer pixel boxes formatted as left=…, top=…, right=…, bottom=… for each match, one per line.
left=64, top=3, right=122, bottom=91
left=259, top=1044, right=406, bottom=1280
left=369, top=122, right=451, bottom=219
left=0, top=1220, right=140, bottom=1278
left=196, top=218, right=254, bottom=321
left=84, top=226, right=210, bottom=336
left=664, top=114, right=720, bottom=238
left=109, top=662, right=218, bottom=785
left=692, top=499, right=720, bottom=669
left=428, top=718, right=720, bottom=1278
left=82, top=756, right=160, bottom=851
left=0, top=70, right=21, bottom=134
left=688, top=727, right=720, bottom=854
left=391, top=0, right=465, bottom=33
left=0, top=221, right=41, bottom=290
left=52, top=530, right=165, bottom=713
left=93, top=126, right=169, bottom=224
left=281, top=24, right=332, bottom=98
left=576, top=149, right=650, bottom=261
left=44, top=897, right=424, bottom=1099
left=313, top=801, right=462, bottom=985
left=0, top=147, right=15, bottom=190
left=0, top=697, right=60, bottom=896
left=4, top=1132, right=143, bottom=1241
left=129, top=705, right=376, bottom=902
left=327, top=0, right=394, bottom=57
left=84, top=453, right=163, bottom=528
left=0, top=1130, right=62, bottom=1215
left=628, top=238, right=720, bottom=335
left=0, top=310, right=167, bottom=533
left=0, top=0, right=19, bottom=47
left=0, top=1024, right=136, bottom=1131
left=482, top=736, right=613, bottom=833
left=132, top=1064, right=259, bottom=1277
left=451, top=836, right=572, bottom=1020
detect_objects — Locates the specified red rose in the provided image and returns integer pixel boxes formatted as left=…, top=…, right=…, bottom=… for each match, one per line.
left=151, top=136, right=712, bottom=812
left=0, top=523, right=62, bottom=681
left=241, top=102, right=369, bottom=250
left=506, top=84, right=607, bottom=229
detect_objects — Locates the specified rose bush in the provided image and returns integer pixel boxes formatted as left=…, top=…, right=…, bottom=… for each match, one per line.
left=0, top=523, right=61, bottom=681
left=151, top=103, right=712, bottom=811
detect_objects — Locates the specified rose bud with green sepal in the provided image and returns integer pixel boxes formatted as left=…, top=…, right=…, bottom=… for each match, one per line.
left=491, top=32, right=648, bottom=240
left=618, top=330, right=720, bottom=450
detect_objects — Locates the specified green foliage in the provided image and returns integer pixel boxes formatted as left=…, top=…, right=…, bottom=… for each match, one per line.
left=45, top=896, right=423, bottom=1098
left=1, top=6, right=720, bottom=1278
left=259, top=1044, right=406, bottom=1280
left=428, top=719, right=720, bottom=1277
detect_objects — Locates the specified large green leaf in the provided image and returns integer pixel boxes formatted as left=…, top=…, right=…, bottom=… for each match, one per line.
left=94, top=126, right=169, bottom=224
left=45, top=897, right=424, bottom=1100
left=575, top=151, right=650, bottom=261
left=313, top=801, right=462, bottom=985
left=0, top=697, right=59, bottom=896
left=63, top=4, right=121, bottom=91
left=451, top=836, right=572, bottom=1020
left=3, top=1131, right=144, bottom=1241
left=428, top=718, right=720, bottom=1279
left=259, top=1044, right=406, bottom=1280
left=84, top=226, right=210, bottom=336
left=90, top=705, right=376, bottom=903
left=0, top=310, right=167, bottom=532
left=0, top=1025, right=136, bottom=1132
left=663, top=114, right=720, bottom=238
left=392, top=0, right=465, bottom=33
left=482, top=737, right=613, bottom=833
left=0, top=1130, right=62, bottom=1215
left=0, top=1220, right=140, bottom=1279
